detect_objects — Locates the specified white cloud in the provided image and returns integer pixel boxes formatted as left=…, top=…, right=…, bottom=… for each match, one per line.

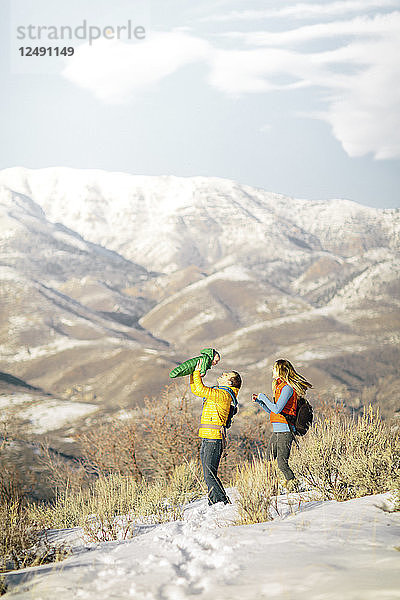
left=61, top=12, right=400, bottom=160
left=201, top=0, right=399, bottom=22
left=220, top=11, right=400, bottom=46
left=208, top=47, right=315, bottom=94
left=209, top=12, right=400, bottom=159
left=323, top=39, right=400, bottom=158
left=62, top=31, right=211, bottom=104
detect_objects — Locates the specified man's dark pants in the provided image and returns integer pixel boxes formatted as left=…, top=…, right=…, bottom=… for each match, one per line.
left=200, top=439, right=230, bottom=505
left=268, top=431, right=295, bottom=481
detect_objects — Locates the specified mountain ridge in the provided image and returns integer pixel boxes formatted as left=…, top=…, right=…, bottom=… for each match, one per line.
left=0, top=166, right=398, bottom=437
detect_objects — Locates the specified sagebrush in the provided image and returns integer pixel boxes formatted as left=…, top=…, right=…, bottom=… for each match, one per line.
left=235, top=457, right=280, bottom=525
left=29, top=461, right=204, bottom=542
left=291, top=406, right=400, bottom=501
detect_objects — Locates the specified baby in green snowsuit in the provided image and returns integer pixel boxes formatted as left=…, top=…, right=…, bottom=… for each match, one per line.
left=169, top=348, right=220, bottom=378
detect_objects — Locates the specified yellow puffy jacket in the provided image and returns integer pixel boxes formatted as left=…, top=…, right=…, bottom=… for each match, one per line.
left=190, top=370, right=239, bottom=440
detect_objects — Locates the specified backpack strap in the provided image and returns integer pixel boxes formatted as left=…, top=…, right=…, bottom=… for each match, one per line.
left=288, top=422, right=299, bottom=448
left=215, top=385, right=238, bottom=409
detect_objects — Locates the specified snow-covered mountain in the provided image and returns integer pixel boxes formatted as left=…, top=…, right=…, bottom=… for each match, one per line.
left=0, top=167, right=399, bottom=433
left=1, top=167, right=398, bottom=271
left=0, top=181, right=173, bottom=433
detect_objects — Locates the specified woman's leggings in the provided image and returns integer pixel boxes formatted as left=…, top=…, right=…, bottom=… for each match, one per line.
left=267, top=432, right=295, bottom=481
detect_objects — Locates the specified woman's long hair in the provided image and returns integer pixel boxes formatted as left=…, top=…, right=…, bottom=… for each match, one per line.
left=272, top=359, right=312, bottom=397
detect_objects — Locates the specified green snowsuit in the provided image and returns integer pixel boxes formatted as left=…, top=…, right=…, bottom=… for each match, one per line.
left=169, top=348, right=216, bottom=378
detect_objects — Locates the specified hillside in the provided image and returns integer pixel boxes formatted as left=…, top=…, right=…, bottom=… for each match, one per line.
left=0, top=167, right=399, bottom=440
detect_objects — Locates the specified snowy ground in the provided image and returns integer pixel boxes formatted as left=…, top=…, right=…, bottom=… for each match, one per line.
left=0, top=394, right=98, bottom=434
left=3, top=492, right=400, bottom=600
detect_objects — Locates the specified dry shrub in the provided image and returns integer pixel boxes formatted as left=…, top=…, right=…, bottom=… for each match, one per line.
left=0, top=495, right=69, bottom=578
left=72, top=384, right=200, bottom=481
left=37, top=442, right=91, bottom=495
left=139, top=384, right=201, bottom=477
left=76, top=417, right=142, bottom=479
left=0, top=420, right=37, bottom=573
left=0, top=419, right=70, bottom=581
left=394, top=478, right=400, bottom=511
left=30, top=461, right=204, bottom=543
left=31, top=486, right=90, bottom=531
left=82, top=475, right=144, bottom=541
left=30, top=474, right=141, bottom=533
left=291, top=406, right=400, bottom=501
left=0, top=496, right=38, bottom=571
left=166, top=459, right=205, bottom=503
left=0, top=417, right=36, bottom=502
left=311, top=393, right=349, bottom=420
left=235, top=458, right=280, bottom=525
left=0, top=464, right=23, bottom=506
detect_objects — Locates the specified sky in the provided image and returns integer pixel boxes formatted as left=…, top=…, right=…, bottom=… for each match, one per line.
left=1, top=0, right=399, bottom=208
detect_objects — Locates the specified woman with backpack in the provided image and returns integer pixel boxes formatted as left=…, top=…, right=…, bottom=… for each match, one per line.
left=252, top=359, right=312, bottom=489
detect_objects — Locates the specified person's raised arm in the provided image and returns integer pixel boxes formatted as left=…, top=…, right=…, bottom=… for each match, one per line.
left=252, top=392, right=271, bottom=414
left=190, top=360, right=217, bottom=398
left=254, top=386, right=293, bottom=414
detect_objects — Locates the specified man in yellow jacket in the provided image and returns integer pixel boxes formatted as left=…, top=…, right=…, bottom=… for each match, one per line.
left=190, top=361, right=241, bottom=505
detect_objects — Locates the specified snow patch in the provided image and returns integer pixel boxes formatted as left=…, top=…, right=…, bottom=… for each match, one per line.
left=0, top=338, right=96, bottom=361
left=18, top=398, right=98, bottom=434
